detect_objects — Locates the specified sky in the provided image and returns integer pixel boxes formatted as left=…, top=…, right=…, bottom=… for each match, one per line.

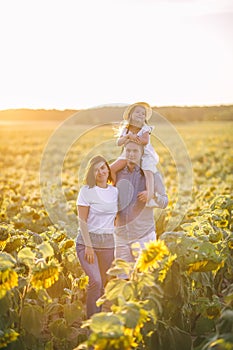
left=0, top=0, right=233, bottom=110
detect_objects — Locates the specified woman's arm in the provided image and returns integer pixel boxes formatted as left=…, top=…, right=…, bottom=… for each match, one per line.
left=77, top=205, right=95, bottom=264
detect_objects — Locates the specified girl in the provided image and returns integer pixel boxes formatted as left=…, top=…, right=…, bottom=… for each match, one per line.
left=111, top=102, right=159, bottom=207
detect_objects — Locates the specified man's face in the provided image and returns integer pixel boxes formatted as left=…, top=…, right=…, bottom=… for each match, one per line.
left=125, top=142, right=143, bottom=166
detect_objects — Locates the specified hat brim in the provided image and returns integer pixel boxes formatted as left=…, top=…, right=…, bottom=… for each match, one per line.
left=123, top=102, right=152, bottom=121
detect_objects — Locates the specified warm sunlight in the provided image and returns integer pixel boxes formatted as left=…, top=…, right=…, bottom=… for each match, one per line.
left=0, top=0, right=232, bottom=110
left=1, top=3, right=233, bottom=349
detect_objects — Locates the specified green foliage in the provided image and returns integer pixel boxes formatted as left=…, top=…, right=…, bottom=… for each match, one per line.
left=0, top=225, right=86, bottom=349
left=79, top=191, right=233, bottom=349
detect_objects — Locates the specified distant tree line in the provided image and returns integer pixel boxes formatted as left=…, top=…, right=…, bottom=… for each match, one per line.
left=0, top=105, right=232, bottom=123
left=154, top=105, right=233, bottom=122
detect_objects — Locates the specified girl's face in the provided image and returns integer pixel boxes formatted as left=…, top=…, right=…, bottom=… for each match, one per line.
left=93, top=161, right=109, bottom=185
left=130, top=106, right=146, bottom=126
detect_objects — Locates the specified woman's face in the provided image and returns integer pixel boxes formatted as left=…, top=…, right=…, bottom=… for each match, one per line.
left=130, top=106, right=146, bottom=126
left=93, top=161, right=109, bottom=185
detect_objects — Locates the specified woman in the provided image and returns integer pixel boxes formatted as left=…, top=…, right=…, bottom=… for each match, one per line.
left=76, top=155, right=118, bottom=318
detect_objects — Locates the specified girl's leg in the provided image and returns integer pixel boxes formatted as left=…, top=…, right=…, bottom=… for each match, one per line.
left=144, top=170, right=155, bottom=201
left=110, top=159, right=127, bottom=184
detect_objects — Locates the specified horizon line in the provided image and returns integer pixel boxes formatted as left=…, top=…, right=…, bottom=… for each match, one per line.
left=0, top=103, right=233, bottom=113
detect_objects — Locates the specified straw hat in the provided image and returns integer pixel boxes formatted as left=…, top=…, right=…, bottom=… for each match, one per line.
left=123, top=102, right=152, bottom=121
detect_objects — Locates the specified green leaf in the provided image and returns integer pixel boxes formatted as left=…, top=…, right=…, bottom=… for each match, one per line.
left=0, top=294, right=11, bottom=316
left=145, top=294, right=162, bottom=317
left=107, top=259, right=132, bottom=277
left=18, top=247, right=36, bottom=264
left=46, top=272, right=67, bottom=298
left=63, top=301, right=82, bottom=326
left=37, top=241, right=54, bottom=258
left=49, top=318, right=71, bottom=339
left=0, top=252, right=16, bottom=268
left=105, top=278, right=127, bottom=301
left=191, top=271, right=214, bottom=288
left=121, top=304, right=141, bottom=329
left=164, top=326, right=193, bottom=350
left=218, top=309, right=233, bottom=334
left=21, top=304, right=44, bottom=337
left=88, top=313, right=124, bottom=335
left=137, top=272, right=156, bottom=289
left=45, top=302, right=63, bottom=317
left=122, top=282, right=135, bottom=301
left=195, top=315, right=215, bottom=335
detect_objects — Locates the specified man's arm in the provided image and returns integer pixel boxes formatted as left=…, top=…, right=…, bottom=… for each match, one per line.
left=154, top=172, right=168, bottom=209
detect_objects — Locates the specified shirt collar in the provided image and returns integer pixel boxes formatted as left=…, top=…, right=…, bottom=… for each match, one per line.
left=123, top=164, right=141, bottom=173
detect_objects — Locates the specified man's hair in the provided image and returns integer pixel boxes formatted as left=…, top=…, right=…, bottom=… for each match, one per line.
left=125, top=140, right=144, bottom=154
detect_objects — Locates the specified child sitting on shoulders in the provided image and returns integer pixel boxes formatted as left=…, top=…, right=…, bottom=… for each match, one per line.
left=111, top=102, right=159, bottom=208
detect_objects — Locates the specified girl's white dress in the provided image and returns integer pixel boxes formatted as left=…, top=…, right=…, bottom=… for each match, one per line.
left=118, top=124, right=159, bottom=173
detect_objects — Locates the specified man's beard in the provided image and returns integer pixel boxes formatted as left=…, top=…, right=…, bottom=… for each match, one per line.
left=128, top=159, right=138, bottom=166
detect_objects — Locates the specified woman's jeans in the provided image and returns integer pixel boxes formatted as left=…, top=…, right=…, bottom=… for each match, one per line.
left=76, top=243, right=114, bottom=319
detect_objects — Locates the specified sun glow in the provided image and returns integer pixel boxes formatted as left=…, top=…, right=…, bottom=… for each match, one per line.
left=0, top=0, right=232, bottom=110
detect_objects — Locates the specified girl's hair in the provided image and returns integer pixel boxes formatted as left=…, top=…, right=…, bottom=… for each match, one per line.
left=115, top=105, right=148, bottom=138
left=83, top=155, right=112, bottom=188
left=127, top=105, right=149, bottom=126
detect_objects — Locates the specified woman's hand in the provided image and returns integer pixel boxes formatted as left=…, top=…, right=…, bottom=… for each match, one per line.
left=84, top=246, right=95, bottom=264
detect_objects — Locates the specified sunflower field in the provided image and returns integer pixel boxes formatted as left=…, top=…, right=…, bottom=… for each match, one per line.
left=0, top=117, right=232, bottom=350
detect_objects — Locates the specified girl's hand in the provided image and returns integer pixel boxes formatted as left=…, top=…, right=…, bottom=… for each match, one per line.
left=128, top=133, right=137, bottom=141
left=84, top=246, right=94, bottom=264
left=135, top=136, right=143, bottom=144
left=137, top=190, right=148, bottom=202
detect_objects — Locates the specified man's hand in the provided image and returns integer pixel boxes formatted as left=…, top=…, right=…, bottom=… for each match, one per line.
left=137, top=190, right=148, bottom=202
left=84, top=246, right=95, bottom=264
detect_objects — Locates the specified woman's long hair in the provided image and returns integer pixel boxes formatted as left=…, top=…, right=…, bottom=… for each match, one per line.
left=83, top=155, right=112, bottom=188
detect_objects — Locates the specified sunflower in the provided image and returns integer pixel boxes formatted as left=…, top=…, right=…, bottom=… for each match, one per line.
left=0, top=329, right=19, bottom=349
left=76, top=275, right=89, bottom=290
left=136, top=240, right=169, bottom=273
left=158, top=254, right=177, bottom=283
left=31, top=262, right=61, bottom=290
left=188, top=259, right=224, bottom=273
left=0, top=268, right=18, bottom=299
left=228, top=238, right=233, bottom=250
left=188, top=260, right=208, bottom=273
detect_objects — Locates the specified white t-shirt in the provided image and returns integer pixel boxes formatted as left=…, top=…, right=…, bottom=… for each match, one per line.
left=76, top=185, right=118, bottom=234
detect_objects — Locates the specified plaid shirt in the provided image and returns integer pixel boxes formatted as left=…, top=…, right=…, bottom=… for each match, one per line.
left=115, top=165, right=168, bottom=244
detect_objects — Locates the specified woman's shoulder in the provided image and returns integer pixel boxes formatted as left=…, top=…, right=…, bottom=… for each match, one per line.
left=79, top=185, right=94, bottom=193
left=108, top=184, right=118, bottom=193
left=77, top=185, right=95, bottom=205
left=80, top=184, right=89, bottom=190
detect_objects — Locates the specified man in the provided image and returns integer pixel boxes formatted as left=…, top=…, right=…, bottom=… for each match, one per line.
left=114, top=141, right=168, bottom=264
